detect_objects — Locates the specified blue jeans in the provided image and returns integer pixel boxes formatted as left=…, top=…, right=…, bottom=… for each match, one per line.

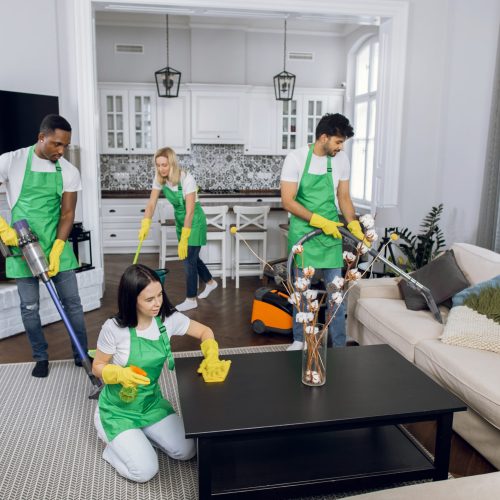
left=16, top=270, right=89, bottom=362
left=183, top=246, right=213, bottom=298
left=292, top=268, right=346, bottom=347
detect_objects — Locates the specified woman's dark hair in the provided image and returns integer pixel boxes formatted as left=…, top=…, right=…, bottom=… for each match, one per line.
left=114, top=264, right=176, bottom=328
left=315, top=113, right=354, bottom=140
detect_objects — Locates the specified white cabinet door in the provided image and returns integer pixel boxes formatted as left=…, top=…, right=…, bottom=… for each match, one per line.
left=128, top=91, right=156, bottom=154
left=157, top=93, right=191, bottom=154
left=99, top=86, right=157, bottom=154
left=244, top=91, right=277, bottom=155
left=191, top=91, right=246, bottom=144
left=100, top=91, right=129, bottom=154
left=276, top=90, right=345, bottom=154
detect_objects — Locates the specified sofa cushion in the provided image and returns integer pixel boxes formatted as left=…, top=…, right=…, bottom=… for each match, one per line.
left=451, top=243, right=500, bottom=285
left=342, top=471, right=500, bottom=499
left=415, top=339, right=500, bottom=431
left=398, top=250, right=469, bottom=311
left=355, top=297, right=447, bottom=362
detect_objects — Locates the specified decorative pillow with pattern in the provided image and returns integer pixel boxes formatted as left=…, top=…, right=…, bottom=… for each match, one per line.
left=441, top=285, right=500, bottom=354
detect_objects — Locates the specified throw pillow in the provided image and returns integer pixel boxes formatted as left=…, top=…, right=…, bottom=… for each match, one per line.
left=398, top=250, right=470, bottom=311
left=441, top=285, right=500, bottom=354
left=452, top=274, right=500, bottom=307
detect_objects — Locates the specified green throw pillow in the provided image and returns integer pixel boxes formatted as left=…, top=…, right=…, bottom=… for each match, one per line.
left=452, top=275, right=500, bottom=307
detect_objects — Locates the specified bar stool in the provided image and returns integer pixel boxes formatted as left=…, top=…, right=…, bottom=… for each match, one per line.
left=231, top=205, right=270, bottom=288
left=278, top=222, right=290, bottom=257
left=158, top=200, right=178, bottom=267
left=203, top=205, right=229, bottom=288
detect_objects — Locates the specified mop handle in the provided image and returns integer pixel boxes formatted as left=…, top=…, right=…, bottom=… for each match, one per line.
left=133, top=240, right=143, bottom=265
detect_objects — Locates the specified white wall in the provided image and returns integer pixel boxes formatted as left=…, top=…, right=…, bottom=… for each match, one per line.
left=399, top=0, right=500, bottom=245
left=95, top=23, right=347, bottom=88
left=0, top=0, right=59, bottom=96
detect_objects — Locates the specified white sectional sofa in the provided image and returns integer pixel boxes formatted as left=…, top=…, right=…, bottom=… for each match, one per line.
left=347, top=243, right=500, bottom=469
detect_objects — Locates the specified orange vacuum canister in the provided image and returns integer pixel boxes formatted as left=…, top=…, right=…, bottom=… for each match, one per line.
left=251, top=287, right=293, bottom=335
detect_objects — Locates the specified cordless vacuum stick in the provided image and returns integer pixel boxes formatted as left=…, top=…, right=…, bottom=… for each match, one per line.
left=12, top=220, right=103, bottom=399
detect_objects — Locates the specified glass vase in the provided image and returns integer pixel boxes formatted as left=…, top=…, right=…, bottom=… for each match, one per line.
left=301, top=323, right=328, bottom=387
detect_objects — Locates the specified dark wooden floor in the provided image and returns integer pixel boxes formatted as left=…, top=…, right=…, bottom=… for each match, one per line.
left=0, top=253, right=496, bottom=478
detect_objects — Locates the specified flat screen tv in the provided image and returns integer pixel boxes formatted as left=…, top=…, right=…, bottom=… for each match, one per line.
left=0, top=90, right=59, bottom=155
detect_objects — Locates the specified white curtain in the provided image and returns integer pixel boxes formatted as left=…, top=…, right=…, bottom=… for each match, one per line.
left=478, top=28, right=500, bottom=252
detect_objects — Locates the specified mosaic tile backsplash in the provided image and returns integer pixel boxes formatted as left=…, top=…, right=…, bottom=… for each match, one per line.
left=100, top=144, right=286, bottom=191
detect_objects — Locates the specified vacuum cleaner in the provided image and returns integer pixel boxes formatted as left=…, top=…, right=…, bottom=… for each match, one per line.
left=251, top=227, right=442, bottom=335
left=0, top=220, right=102, bottom=399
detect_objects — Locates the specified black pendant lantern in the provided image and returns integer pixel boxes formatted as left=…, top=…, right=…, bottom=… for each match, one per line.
left=155, top=15, right=181, bottom=98
left=274, top=19, right=296, bottom=101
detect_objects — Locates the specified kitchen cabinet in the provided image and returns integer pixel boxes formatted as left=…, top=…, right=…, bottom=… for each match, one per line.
left=157, top=90, right=191, bottom=154
left=99, top=84, right=157, bottom=154
left=190, top=85, right=248, bottom=144
left=244, top=89, right=278, bottom=155
left=276, top=89, right=345, bottom=153
left=101, top=199, right=163, bottom=253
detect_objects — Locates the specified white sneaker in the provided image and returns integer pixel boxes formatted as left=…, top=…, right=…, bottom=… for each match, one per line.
left=286, top=341, right=304, bottom=351
left=176, top=298, right=198, bottom=312
left=198, top=280, right=218, bottom=299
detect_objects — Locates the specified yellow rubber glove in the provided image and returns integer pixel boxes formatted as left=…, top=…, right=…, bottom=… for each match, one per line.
left=138, top=217, right=152, bottom=241
left=178, top=227, right=191, bottom=260
left=48, top=239, right=66, bottom=277
left=102, top=364, right=150, bottom=387
left=197, top=338, right=231, bottom=383
left=310, top=213, right=344, bottom=239
left=347, top=220, right=371, bottom=248
left=0, top=216, right=18, bottom=246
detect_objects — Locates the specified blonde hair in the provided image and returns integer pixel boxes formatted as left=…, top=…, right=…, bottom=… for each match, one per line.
left=154, top=147, right=181, bottom=186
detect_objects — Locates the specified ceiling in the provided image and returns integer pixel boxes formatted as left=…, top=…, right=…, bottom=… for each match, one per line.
left=95, top=5, right=381, bottom=36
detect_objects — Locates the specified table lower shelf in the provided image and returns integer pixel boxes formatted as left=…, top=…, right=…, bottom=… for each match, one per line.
left=205, top=425, right=435, bottom=498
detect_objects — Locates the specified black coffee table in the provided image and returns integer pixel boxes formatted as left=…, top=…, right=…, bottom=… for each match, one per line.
left=175, top=345, right=466, bottom=499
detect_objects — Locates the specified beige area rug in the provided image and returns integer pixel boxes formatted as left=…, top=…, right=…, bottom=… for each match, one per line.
left=0, top=345, right=448, bottom=500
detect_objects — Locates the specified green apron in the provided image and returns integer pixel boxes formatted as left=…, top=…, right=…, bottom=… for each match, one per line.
left=162, top=181, right=207, bottom=246
left=6, top=145, right=78, bottom=278
left=288, top=145, right=343, bottom=269
left=99, top=316, right=176, bottom=442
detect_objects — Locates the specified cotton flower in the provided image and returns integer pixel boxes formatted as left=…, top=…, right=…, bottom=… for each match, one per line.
left=346, top=268, right=362, bottom=281
left=307, top=300, right=319, bottom=312
left=302, top=266, right=315, bottom=278
left=329, top=276, right=344, bottom=290
left=305, top=325, right=320, bottom=334
left=296, top=312, right=314, bottom=323
left=292, top=244, right=304, bottom=254
left=294, top=277, right=310, bottom=291
left=304, top=289, right=318, bottom=300
left=288, top=292, right=302, bottom=305
left=360, top=214, right=375, bottom=229
left=343, top=251, right=356, bottom=264
left=365, top=229, right=378, bottom=242
left=357, top=242, right=370, bottom=255
left=330, top=291, right=343, bottom=304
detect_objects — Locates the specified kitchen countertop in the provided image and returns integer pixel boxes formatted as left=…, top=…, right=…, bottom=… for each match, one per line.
left=101, top=189, right=281, bottom=199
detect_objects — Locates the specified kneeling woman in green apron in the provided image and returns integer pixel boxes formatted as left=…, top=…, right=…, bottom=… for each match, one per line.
left=139, top=147, right=218, bottom=312
left=92, top=264, right=230, bottom=482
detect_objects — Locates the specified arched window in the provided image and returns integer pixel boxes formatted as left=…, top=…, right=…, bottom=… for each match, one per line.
left=350, top=35, right=379, bottom=206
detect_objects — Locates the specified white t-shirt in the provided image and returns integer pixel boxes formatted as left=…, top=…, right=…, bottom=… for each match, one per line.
left=0, top=146, right=82, bottom=208
left=152, top=171, right=198, bottom=201
left=97, top=312, right=190, bottom=367
left=280, top=146, right=351, bottom=210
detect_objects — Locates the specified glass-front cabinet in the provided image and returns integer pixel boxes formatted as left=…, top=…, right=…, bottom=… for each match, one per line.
left=99, top=85, right=156, bottom=154
left=276, top=90, right=344, bottom=154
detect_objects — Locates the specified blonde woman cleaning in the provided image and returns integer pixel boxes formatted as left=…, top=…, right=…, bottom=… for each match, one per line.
left=139, top=147, right=218, bottom=311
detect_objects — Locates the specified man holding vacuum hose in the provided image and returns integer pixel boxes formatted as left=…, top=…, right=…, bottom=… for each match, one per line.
left=0, top=114, right=89, bottom=377
left=281, top=113, right=366, bottom=350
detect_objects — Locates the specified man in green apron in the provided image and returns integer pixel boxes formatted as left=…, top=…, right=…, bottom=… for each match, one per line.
left=280, top=113, right=366, bottom=350
left=0, top=115, right=89, bottom=377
